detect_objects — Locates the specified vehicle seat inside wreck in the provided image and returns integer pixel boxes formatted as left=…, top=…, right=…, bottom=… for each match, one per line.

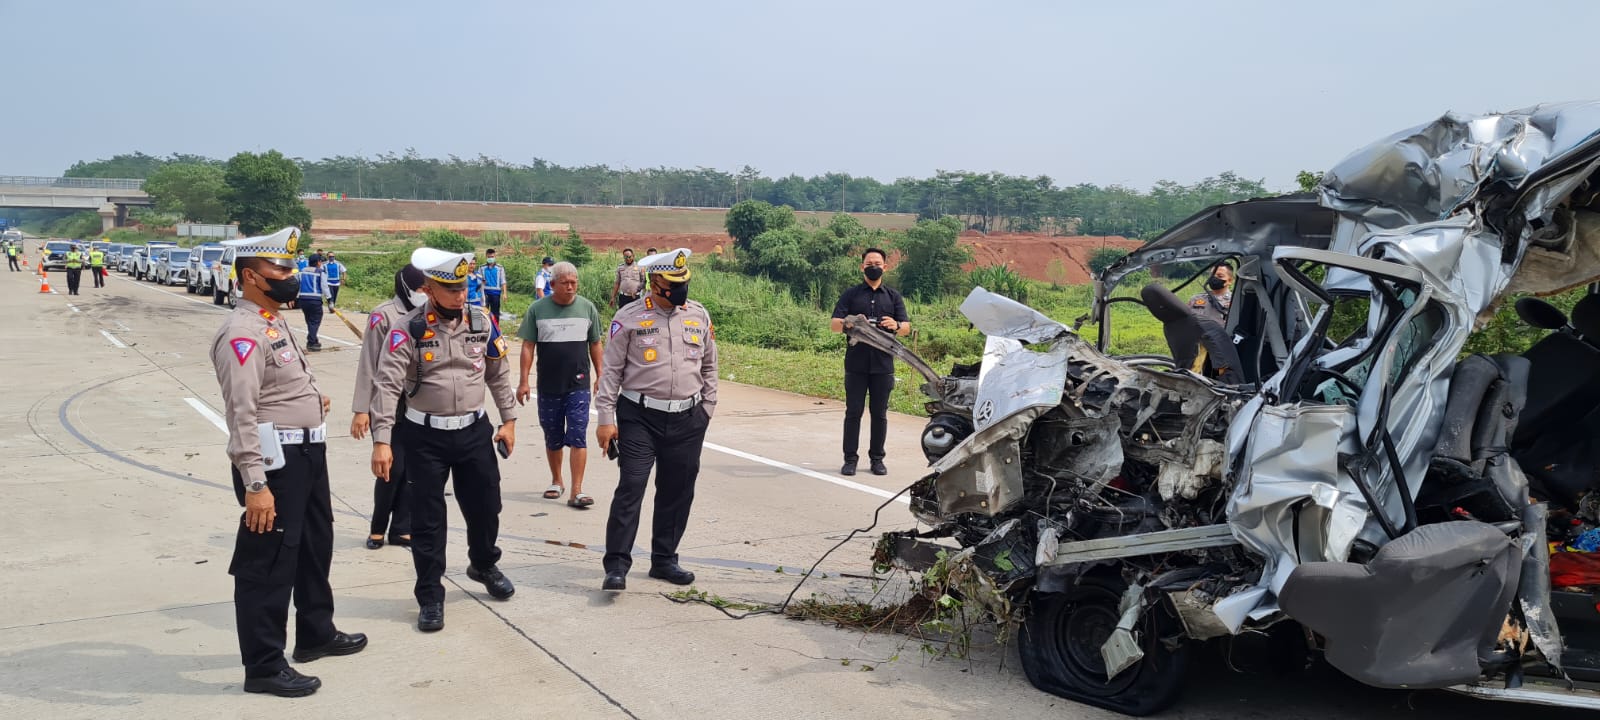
left=1140, top=282, right=1243, bottom=384
left=1511, top=293, right=1600, bottom=510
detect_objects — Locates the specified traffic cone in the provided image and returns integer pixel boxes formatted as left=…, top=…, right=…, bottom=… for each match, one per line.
left=20, top=257, right=28, bottom=268
left=38, top=269, right=51, bottom=294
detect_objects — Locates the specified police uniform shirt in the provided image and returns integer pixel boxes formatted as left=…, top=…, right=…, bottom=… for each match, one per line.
left=595, top=296, right=719, bottom=426
left=368, top=304, right=518, bottom=444
left=615, top=262, right=645, bottom=297
left=831, top=282, right=909, bottom=375
left=211, top=298, right=326, bottom=488
left=1187, top=290, right=1231, bottom=321
left=351, top=297, right=411, bottom=414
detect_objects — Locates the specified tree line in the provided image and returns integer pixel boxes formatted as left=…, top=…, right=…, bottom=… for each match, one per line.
left=64, top=152, right=1276, bottom=240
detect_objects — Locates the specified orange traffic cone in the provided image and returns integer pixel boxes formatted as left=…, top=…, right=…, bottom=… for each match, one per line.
left=20, top=256, right=28, bottom=268
left=38, top=269, right=51, bottom=294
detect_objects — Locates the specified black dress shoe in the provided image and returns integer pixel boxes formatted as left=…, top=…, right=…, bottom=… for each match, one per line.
left=602, top=572, right=627, bottom=591
left=840, top=460, right=857, bottom=476
left=467, top=564, right=515, bottom=599
left=365, top=536, right=383, bottom=550
left=417, top=603, right=444, bottom=632
left=292, top=632, right=368, bottom=663
left=870, top=460, right=888, bottom=476
left=648, top=564, right=695, bottom=586
left=243, top=667, right=321, bottom=697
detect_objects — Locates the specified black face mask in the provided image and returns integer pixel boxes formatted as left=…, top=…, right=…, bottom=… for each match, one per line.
left=434, top=303, right=463, bottom=320
left=1207, top=276, right=1227, bottom=291
left=863, top=266, right=884, bottom=281
left=254, top=272, right=301, bottom=303
left=656, top=282, right=689, bottom=307
left=624, top=257, right=634, bottom=265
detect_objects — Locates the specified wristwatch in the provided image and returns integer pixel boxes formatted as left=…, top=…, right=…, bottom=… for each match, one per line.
left=246, top=479, right=267, bottom=493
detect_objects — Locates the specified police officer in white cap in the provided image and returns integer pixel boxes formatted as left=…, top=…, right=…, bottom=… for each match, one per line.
left=211, top=227, right=366, bottom=697
left=595, top=248, right=718, bottom=591
left=369, top=246, right=519, bottom=632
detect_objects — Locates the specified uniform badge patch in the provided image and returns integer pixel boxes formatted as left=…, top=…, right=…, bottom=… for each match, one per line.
left=683, top=319, right=701, bottom=327
left=609, top=320, right=622, bottom=338
left=388, top=329, right=409, bottom=352
left=639, top=319, right=654, bottom=328
left=472, top=358, right=484, bottom=371
left=231, top=338, right=256, bottom=365
left=257, top=309, right=275, bottom=321
left=279, top=349, right=296, bottom=364
left=422, top=329, right=435, bottom=340
left=423, top=351, right=435, bottom=362
left=643, top=348, right=659, bottom=363
left=494, top=337, right=507, bottom=356
left=638, top=336, right=658, bottom=347
left=264, top=327, right=281, bottom=340
left=368, top=313, right=383, bottom=329
left=689, top=334, right=701, bottom=343
left=687, top=348, right=701, bottom=360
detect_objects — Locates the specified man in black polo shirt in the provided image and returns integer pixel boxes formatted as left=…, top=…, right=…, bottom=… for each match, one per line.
left=829, top=247, right=910, bottom=476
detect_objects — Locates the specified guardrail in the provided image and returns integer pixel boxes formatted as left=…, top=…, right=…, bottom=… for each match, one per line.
left=0, top=176, right=145, bottom=190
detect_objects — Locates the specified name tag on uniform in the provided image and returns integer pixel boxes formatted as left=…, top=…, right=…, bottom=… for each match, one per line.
left=637, top=327, right=659, bottom=336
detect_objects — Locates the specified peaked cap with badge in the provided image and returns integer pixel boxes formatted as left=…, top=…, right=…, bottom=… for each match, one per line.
left=638, top=247, right=692, bottom=282
left=222, top=227, right=302, bottom=269
left=412, top=247, right=474, bottom=285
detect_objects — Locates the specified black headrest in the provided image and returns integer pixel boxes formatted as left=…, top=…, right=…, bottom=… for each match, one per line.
left=1573, top=294, right=1600, bottom=339
left=1141, top=283, right=1190, bottom=323
left=1515, top=297, right=1567, bottom=330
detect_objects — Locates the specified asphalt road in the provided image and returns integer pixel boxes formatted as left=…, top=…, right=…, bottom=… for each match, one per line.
left=0, top=245, right=1588, bottom=719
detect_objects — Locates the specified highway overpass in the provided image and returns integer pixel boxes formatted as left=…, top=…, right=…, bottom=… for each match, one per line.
left=0, top=176, right=152, bottom=231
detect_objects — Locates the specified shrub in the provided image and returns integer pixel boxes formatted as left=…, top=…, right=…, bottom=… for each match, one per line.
left=419, top=227, right=473, bottom=253
left=1088, top=247, right=1130, bottom=277
left=968, top=264, right=1029, bottom=303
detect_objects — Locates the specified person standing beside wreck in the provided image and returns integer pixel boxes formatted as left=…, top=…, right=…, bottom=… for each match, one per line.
left=829, top=247, right=909, bottom=477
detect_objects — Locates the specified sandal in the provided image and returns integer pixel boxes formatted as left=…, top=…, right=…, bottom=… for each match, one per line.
left=543, top=484, right=565, bottom=500
left=568, top=494, right=595, bottom=509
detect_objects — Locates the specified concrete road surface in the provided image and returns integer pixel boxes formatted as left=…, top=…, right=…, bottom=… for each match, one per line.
left=0, top=249, right=1588, bottom=719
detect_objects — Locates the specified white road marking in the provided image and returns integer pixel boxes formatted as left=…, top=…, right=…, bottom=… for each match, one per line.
left=99, top=329, right=127, bottom=348
left=108, top=274, right=359, bottom=346
left=68, top=304, right=80, bottom=313
left=185, top=398, right=230, bottom=435
left=705, top=442, right=909, bottom=503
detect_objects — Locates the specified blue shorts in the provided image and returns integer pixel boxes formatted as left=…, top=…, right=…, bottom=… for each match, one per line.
left=537, top=390, right=590, bottom=450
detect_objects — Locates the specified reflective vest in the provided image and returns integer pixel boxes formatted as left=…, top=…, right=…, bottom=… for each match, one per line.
left=324, top=261, right=342, bottom=285
left=5, top=246, right=15, bottom=257
left=89, top=250, right=105, bottom=267
left=482, top=265, right=503, bottom=293
left=65, top=251, right=83, bottom=269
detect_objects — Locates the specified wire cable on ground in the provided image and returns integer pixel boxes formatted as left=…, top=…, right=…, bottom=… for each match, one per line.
left=660, top=484, right=912, bottom=619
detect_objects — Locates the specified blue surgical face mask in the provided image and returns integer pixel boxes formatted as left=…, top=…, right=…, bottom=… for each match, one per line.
left=487, top=258, right=496, bottom=265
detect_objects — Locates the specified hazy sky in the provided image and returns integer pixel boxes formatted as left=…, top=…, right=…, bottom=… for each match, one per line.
left=5, top=0, right=1599, bottom=191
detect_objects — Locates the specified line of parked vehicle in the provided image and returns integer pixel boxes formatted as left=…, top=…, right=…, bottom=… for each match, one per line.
left=92, top=240, right=239, bottom=305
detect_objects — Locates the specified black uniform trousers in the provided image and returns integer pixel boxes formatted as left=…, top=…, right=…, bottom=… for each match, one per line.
left=7, top=254, right=19, bottom=271
left=91, top=266, right=105, bottom=287
left=229, top=443, right=336, bottom=679
left=370, top=419, right=413, bottom=537
left=328, top=284, right=341, bottom=305
left=298, top=298, right=324, bottom=347
left=604, top=397, right=711, bottom=574
left=842, top=371, right=894, bottom=462
left=65, top=268, right=82, bottom=294
left=485, top=292, right=502, bottom=319
left=403, top=414, right=503, bottom=605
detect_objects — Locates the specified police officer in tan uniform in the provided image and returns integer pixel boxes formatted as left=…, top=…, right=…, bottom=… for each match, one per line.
left=211, top=227, right=366, bottom=698
left=350, top=264, right=428, bottom=550
left=595, top=248, right=718, bottom=591
left=369, top=247, right=519, bottom=632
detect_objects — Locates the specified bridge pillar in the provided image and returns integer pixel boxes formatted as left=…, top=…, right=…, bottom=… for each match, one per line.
left=98, top=202, right=119, bottom=232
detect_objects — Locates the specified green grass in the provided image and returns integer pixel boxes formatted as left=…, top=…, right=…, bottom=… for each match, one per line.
left=321, top=238, right=1172, bottom=416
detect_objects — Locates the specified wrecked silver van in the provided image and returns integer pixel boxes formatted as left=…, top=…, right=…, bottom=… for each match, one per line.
left=854, top=101, right=1600, bottom=714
